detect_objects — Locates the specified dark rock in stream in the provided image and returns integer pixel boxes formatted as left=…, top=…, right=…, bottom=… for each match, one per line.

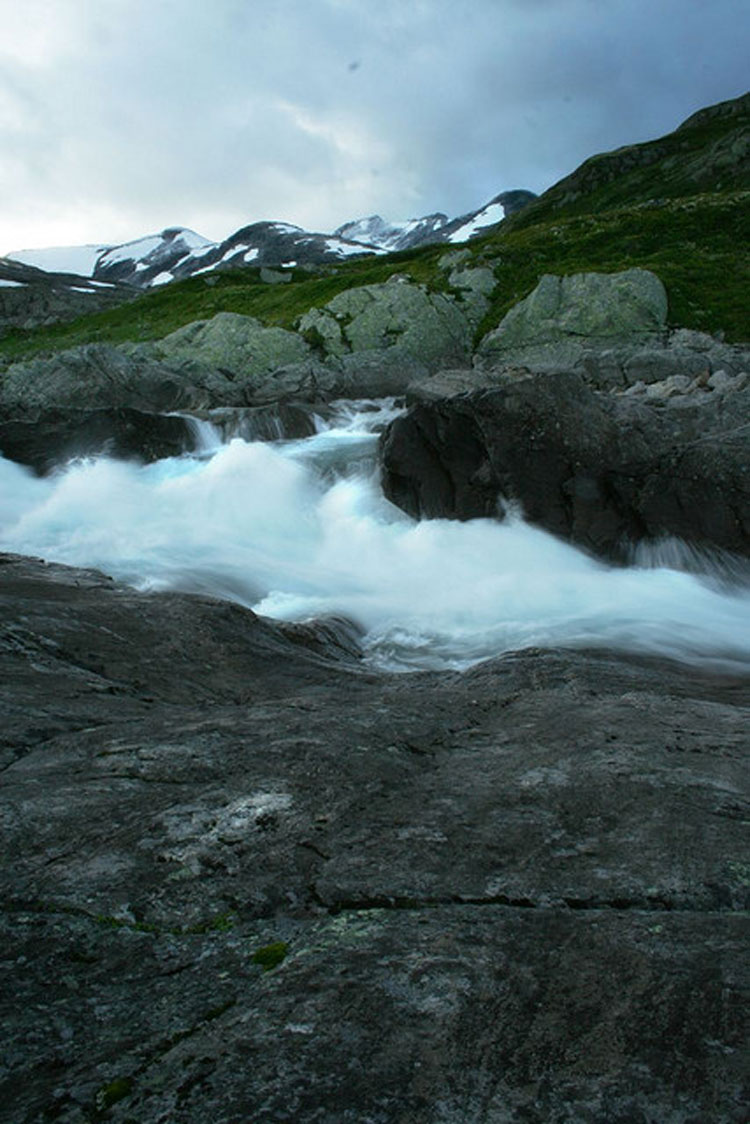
left=380, top=370, right=750, bottom=561
left=0, top=552, right=748, bottom=1122
left=0, top=407, right=196, bottom=474
left=204, top=401, right=318, bottom=442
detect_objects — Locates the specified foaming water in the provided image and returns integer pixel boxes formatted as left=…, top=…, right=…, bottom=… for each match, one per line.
left=1, top=399, right=749, bottom=673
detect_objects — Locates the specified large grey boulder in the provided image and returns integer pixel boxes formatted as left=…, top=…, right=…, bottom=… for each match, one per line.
left=155, top=311, right=311, bottom=378
left=478, top=268, right=668, bottom=367
left=447, top=263, right=497, bottom=327
left=297, top=276, right=472, bottom=369
left=0, top=407, right=196, bottom=474
left=0, top=343, right=215, bottom=414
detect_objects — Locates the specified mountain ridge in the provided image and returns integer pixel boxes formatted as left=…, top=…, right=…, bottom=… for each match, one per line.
left=6, top=188, right=536, bottom=291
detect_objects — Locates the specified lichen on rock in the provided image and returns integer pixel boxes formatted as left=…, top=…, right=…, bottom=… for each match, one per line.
left=478, top=268, right=669, bottom=367
left=297, top=276, right=472, bottom=369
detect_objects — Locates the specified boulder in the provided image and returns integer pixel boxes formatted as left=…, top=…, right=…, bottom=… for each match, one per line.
left=380, top=370, right=750, bottom=560
left=297, top=275, right=472, bottom=369
left=478, top=268, right=668, bottom=368
left=333, top=348, right=431, bottom=398
left=447, top=264, right=497, bottom=326
left=0, top=343, right=210, bottom=414
left=200, top=402, right=318, bottom=443
left=0, top=407, right=196, bottom=474
left=156, top=311, right=311, bottom=381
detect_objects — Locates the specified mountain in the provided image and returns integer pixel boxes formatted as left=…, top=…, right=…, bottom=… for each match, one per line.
left=334, top=190, right=536, bottom=252
left=2, top=92, right=745, bottom=359
left=6, top=190, right=536, bottom=291
left=333, top=212, right=450, bottom=252
left=503, top=91, right=750, bottom=230
left=0, top=255, right=135, bottom=333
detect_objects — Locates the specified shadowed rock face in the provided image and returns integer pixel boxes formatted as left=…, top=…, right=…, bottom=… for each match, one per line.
left=380, top=370, right=750, bottom=561
left=1, top=552, right=748, bottom=1122
left=0, top=407, right=196, bottom=474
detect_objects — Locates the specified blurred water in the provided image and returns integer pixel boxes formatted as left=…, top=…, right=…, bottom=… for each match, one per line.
left=2, top=398, right=749, bottom=672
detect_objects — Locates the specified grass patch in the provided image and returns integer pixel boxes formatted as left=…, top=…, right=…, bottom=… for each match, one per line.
left=251, top=940, right=289, bottom=971
left=504, top=101, right=750, bottom=229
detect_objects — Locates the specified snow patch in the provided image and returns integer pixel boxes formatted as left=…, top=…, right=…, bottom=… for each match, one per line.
left=6, top=244, right=109, bottom=277
left=448, top=202, right=506, bottom=243
left=325, top=239, right=369, bottom=257
left=219, top=244, right=246, bottom=263
left=150, top=272, right=173, bottom=286
left=99, top=235, right=164, bottom=267
left=0, top=279, right=26, bottom=287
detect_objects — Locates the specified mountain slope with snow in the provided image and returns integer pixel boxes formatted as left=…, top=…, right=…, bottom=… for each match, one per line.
left=0, top=256, right=135, bottom=333
left=7, top=188, right=536, bottom=290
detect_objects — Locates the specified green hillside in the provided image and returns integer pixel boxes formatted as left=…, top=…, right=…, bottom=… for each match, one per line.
left=1, top=92, right=747, bottom=365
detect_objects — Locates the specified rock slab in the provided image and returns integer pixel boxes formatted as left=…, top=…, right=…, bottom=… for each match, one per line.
left=0, top=553, right=748, bottom=1122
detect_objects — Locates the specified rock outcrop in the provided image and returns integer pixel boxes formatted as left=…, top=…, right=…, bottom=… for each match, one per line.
left=0, top=552, right=747, bottom=1123
left=477, top=268, right=669, bottom=369
left=0, top=407, right=197, bottom=474
left=0, top=277, right=478, bottom=416
left=0, top=343, right=206, bottom=414
left=155, top=311, right=312, bottom=380
left=381, top=369, right=750, bottom=561
left=297, top=275, right=472, bottom=369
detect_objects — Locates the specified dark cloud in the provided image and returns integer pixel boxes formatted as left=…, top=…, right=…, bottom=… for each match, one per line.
left=0, top=0, right=747, bottom=251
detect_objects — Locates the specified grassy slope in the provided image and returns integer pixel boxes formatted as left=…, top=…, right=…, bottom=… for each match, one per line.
left=1, top=94, right=747, bottom=366
left=0, top=244, right=449, bottom=364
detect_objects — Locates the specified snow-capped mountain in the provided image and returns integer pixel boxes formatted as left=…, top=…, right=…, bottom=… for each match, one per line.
left=333, top=191, right=537, bottom=253
left=7, top=223, right=381, bottom=291
left=7, top=188, right=535, bottom=291
left=333, top=212, right=450, bottom=253
left=0, top=255, right=134, bottom=333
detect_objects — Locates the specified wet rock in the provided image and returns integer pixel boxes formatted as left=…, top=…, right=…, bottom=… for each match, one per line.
left=380, top=370, right=750, bottom=559
left=0, top=407, right=196, bottom=474
left=203, top=402, right=318, bottom=442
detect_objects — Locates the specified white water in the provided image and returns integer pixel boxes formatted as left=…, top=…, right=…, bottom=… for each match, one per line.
left=1, top=399, right=749, bottom=673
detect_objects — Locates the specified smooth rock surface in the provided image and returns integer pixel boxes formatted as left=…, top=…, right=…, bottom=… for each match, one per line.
left=0, top=553, right=748, bottom=1122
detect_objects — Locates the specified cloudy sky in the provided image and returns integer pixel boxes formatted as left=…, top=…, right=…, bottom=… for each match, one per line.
left=1, top=0, right=747, bottom=254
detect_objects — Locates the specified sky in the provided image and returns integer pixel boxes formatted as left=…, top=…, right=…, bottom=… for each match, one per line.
left=0, top=0, right=748, bottom=254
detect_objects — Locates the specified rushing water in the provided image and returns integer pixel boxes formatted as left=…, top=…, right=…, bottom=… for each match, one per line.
left=1, top=398, right=749, bottom=673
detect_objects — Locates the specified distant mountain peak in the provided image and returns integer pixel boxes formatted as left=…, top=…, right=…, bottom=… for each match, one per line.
left=7, top=188, right=536, bottom=290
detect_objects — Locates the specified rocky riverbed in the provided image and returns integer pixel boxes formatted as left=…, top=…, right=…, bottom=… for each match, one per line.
left=1, top=263, right=748, bottom=1122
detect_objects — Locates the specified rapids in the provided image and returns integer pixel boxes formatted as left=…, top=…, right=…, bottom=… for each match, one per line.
left=1, top=399, right=749, bottom=672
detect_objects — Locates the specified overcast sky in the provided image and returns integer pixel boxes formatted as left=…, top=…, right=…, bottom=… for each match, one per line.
left=1, top=0, right=747, bottom=253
